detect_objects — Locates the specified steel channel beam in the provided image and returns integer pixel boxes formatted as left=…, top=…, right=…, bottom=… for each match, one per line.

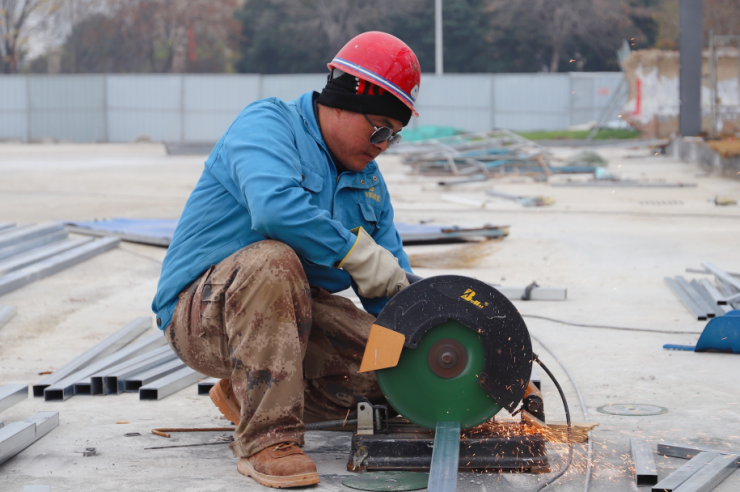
left=0, top=411, right=59, bottom=466
left=0, top=384, right=27, bottom=413
left=673, top=453, right=739, bottom=492
left=665, top=278, right=707, bottom=320
left=44, top=332, right=166, bottom=401
left=139, top=366, right=203, bottom=401
left=657, top=443, right=740, bottom=463
left=676, top=277, right=716, bottom=318
left=0, top=230, right=68, bottom=262
left=427, top=421, right=460, bottom=492
left=32, top=317, right=151, bottom=397
left=689, top=280, right=729, bottom=316
left=0, top=304, right=16, bottom=330
left=197, top=378, right=220, bottom=395
left=99, top=346, right=177, bottom=395
left=631, top=437, right=659, bottom=485
left=125, top=359, right=186, bottom=392
left=0, top=237, right=94, bottom=276
left=0, top=223, right=65, bottom=250
left=0, top=237, right=120, bottom=297
left=653, top=452, right=720, bottom=492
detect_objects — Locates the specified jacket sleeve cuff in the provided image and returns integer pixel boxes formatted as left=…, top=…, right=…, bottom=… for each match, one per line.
left=336, top=230, right=361, bottom=268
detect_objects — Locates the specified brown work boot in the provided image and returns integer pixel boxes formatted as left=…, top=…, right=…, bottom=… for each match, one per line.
left=238, top=442, right=320, bottom=488
left=209, top=379, right=241, bottom=425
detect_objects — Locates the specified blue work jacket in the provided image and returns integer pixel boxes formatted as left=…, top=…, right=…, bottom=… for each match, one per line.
left=152, top=92, right=411, bottom=331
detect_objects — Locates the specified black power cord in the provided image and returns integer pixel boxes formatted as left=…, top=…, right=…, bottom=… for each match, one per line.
left=533, top=354, right=573, bottom=492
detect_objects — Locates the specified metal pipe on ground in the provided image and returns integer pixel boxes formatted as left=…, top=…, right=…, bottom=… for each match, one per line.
left=0, top=412, right=59, bottom=466
left=652, top=452, right=719, bottom=492
left=673, top=453, right=739, bottom=492
left=0, top=223, right=65, bottom=250
left=139, top=367, right=203, bottom=401
left=0, top=384, right=27, bottom=412
left=665, top=278, right=708, bottom=320
left=0, top=237, right=93, bottom=276
left=124, top=359, right=186, bottom=392
left=0, top=237, right=121, bottom=297
left=0, top=229, right=69, bottom=262
left=0, top=304, right=16, bottom=330
left=32, top=317, right=151, bottom=397
left=44, top=331, right=166, bottom=401
left=99, top=347, right=178, bottom=395
left=631, top=437, right=658, bottom=486
left=689, top=280, right=729, bottom=316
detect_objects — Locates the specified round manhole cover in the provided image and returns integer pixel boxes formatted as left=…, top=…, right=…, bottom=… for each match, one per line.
left=343, top=472, right=429, bottom=491
left=597, top=404, right=668, bottom=416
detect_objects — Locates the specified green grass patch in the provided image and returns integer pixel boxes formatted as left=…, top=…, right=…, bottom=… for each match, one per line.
left=516, top=128, right=641, bottom=140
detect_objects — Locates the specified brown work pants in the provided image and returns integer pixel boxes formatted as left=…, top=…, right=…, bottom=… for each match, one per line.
left=165, top=240, right=384, bottom=458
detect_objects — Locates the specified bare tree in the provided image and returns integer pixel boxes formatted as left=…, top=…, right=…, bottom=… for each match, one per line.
left=488, top=0, right=633, bottom=72
left=0, top=0, right=62, bottom=73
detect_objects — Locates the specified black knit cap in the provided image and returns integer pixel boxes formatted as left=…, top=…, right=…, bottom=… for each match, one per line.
left=317, top=69, right=412, bottom=127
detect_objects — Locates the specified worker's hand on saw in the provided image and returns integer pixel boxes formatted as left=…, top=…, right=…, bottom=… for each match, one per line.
left=339, top=227, right=410, bottom=298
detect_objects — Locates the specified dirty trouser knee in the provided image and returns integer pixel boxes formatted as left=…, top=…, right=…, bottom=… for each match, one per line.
left=165, top=240, right=383, bottom=458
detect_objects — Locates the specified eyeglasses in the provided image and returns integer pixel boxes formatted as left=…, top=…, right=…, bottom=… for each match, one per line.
left=363, top=114, right=402, bottom=147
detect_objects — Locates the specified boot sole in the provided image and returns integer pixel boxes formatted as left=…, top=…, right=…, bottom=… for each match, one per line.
left=209, top=379, right=241, bottom=426
left=238, top=458, right=320, bottom=488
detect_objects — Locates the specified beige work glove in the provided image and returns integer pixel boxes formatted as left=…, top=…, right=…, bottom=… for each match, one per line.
left=338, top=227, right=410, bottom=298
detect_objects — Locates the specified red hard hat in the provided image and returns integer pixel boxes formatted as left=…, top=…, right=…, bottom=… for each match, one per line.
left=328, top=32, right=421, bottom=117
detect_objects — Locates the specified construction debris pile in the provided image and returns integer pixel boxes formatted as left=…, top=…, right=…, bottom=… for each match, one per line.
left=390, top=129, right=597, bottom=177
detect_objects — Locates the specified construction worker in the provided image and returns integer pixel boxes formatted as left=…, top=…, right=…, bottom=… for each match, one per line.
left=152, top=32, right=420, bottom=488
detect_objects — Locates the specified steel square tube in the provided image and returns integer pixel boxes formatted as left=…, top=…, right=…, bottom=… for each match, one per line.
left=631, top=437, right=659, bottom=485
left=125, top=359, right=186, bottom=392
left=0, top=411, right=59, bottom=466
left=99, top=347, right=177, bottom=395
left=689, top=280, right=729, bottom=316
left=73, top=378, right=92, bottom=395
left=0, top=304, right=16, bottom=329
left=32, top=317, right=151, bottom=397
left=0, top=236, right=120, bottom=297
left=197, top=378, right=220, bottom=395
left=673, top=453, right=739, bottom=491
left=676, top=277, right=716, bottom=318
left=0, top=237, right=93, bottom=276
left=44, top=332, right=166, bottom=401
left=0, top=421, right=4, bottom=429
left=665, top=278, right=707, bottom=320
left=0, top=223, right=65, bottom=250
left=657, top=443, right=740, bottom=463
left=90, top=345, right=174, bottom=395
left=652, top=452, right=719, bottom=492
left=0, top=230, right=68, bottom=262
left=0, top=223, right=14, bottom=232
left=702, top=262, right=740, bottom=292
left=427, top=421, right=460, bottom=492
left=0, top=384, right=27, bottom=413
left=139, top=367, right=203, bottom=401
left=699, top=279, right=731, bottom=307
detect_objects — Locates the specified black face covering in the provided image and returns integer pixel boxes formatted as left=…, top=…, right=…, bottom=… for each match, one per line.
left=317, top=70, right=412, bottom=127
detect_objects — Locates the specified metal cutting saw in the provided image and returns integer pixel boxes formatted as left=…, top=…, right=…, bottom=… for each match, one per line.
left=345, top=274, right=573, bottom=490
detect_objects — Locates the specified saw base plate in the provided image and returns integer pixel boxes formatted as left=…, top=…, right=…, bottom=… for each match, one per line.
left=348, top=419, right=550, bottom=473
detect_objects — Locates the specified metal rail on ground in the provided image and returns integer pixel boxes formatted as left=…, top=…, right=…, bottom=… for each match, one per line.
left=0, top=236, right=121, bottom=297
left=0, top=229, right=68, bottom=262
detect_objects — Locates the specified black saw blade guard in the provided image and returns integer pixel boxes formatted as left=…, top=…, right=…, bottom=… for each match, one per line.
left=376, top=275, right=533, bottom=413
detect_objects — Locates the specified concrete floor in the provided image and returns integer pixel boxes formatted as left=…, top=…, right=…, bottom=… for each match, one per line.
left=0, top=142, right=739, bottom=491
